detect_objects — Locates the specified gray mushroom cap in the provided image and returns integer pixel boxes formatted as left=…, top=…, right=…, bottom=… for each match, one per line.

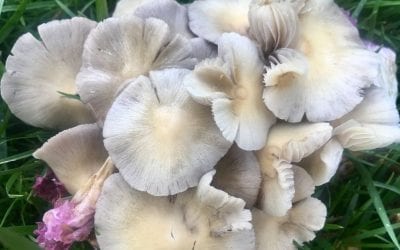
left=103, top=68, right=231, bottom=196
left=95, top=171, right=255, bottom=250
left=212, top=144, right=262, bottom=208
left=1, top=17, right=96, bottom=129
left=77, top=16, right=196, bottom=123
left=33, top=124, right=108, bottom=194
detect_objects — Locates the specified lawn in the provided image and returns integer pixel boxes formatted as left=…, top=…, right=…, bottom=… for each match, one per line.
left=0, top=0, right=399, bottom=249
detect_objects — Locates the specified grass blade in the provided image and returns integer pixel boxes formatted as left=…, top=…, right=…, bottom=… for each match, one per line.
left=356, top=164, right=400, bottom=249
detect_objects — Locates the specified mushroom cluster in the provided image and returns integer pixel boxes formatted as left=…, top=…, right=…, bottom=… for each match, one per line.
left=1, top=0, right=399, bottom=249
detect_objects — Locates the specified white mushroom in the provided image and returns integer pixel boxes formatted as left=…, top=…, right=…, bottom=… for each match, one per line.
left=134, top=0, right=218, bottom=61
left=252, top=197, right=327, bottom=250
left=263, top=0, right=379, bottom=122
left=77, top=16, right=196, bottom=123
left=299, top=139, right=344, bottom=186
left=103, top=68, right=231, bottom=196
left=185, top=33, right=276, bottom=150
left=113, top=0, right=151, bottom=17
left=0, top=17, right=96, bottom=129
left=333, top=89, right=400, bottom=150
left=135, top=0, right=194, bottom=38
left=255, top=122, right=331, bottom=216
left=212, top=144, right=262, bottom=208
left=331, top=44, right=400, bottom=151
left=95, top=171, right=255, bottom=250
left=33, top=124, right=108, bottom=194
left=188, top=0, right=251, bottom=43
left=248, top=0, right=302, bottom=55
left=332, top=45, right=399, bottom=152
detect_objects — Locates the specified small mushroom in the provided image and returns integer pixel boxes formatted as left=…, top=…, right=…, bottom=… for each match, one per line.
left=95, top=171, right=255, bottom=249
left=0, top=17, right=96, bottom=129
left=333, top=86, right=400, bottom=151
left=33, top=124, right=108, bottom=194
left=135, top=0, right=194, bottom=38
left=249, top=0, right=302, bottom=56
left=263, top=0, right=380, bottom=122
left=256, top=122, right=331, bottom=216
left=212, top=144, right=262, bottom=208
left=77, top=16, right=196, bottom=123
left=185, top=33, right=276, bottom=150
left=299, top=139, right=343, bottom=186
left=103, top=68, right=231, bottom=196
left=188, top=0, right=251, bottom=43
left=113, top=0, right=150, bottom=17
left=252, top=197, right=327, bottom=250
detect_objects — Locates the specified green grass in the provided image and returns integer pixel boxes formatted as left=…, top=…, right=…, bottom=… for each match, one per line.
left=0, top=0, right=399, bottom=249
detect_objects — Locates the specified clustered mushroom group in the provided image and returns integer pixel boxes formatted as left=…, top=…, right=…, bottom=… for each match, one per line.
left=1, top=0, right=399, bottom=249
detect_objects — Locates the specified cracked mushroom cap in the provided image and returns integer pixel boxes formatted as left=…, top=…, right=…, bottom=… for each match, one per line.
left=33, top=124, right=108, bottom=194
left=0, top=17, right=96, bottom=130
left=249, top=0, right=302, bottom=56
left=103, top=68, right=231, bottom=196
left=212, top=144, right=262, bottom=208
left=77, top=16, right=196, bottom=123
left=333, top=87, right=400, bottom=151
left=95, top=171, right=255, bottom=250
left=188, top=0, right=251, bottom=43
left=185, top=33, right=276, bottom=150
left=252, top=197, right=327, bottom=250
left=263, top=0, right=379, bottom=122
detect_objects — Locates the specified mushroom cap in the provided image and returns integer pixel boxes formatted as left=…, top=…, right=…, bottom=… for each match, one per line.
left=252, top=197, right=327, bottom=250
left=258, top=161, right=295, bottom=217
left=185, top=33, right=276, bottom=150
left=135, top=0, right=194, bottom=38
left=103, top=68, right=231, bottom=196
left=112, top=0, right=150, bottom=17
left=249, top=0, right=300, bottom=55
left=188, top=0, right=251, bottom=43
left=212, top=144, right=262, bottom=208
left=299, top=139, right=343, bottom=186
left=33, top=124, right=108, bottom=194
left=1, top=17, right=96, bottom=130
left=263, top=0, right=379, bottom=122
left=257, top=122, right=333, bottom=166
left=77, top=16, right=196, bottom=123
left=333, top=87, right=400, bottom=151
left=334, top=120, right=400, bottom=151
left=292, top=166, right=315, bottom=202
left=95, top=172, right=255, bottom=250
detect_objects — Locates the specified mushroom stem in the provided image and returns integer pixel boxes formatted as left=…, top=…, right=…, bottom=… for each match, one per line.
left=73, top=157, right=114, bottom=203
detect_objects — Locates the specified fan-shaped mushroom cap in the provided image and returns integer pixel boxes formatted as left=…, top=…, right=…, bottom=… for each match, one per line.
left=299, top=139, right=343, bottom=186
left=95, top=172, right=255, bottom=250
left=188, top=0, right=251, bottom=43
left=333, top=85, right=400, bottom=151
left=212, top=144, right=262, bottom=208
left=292, top=166, right=315, bottom=202
left=103, top=68, right=231, bottom=196
left=263, top=0, right=379, bottom=122
left=113, top=0, right=150, bottom=17
left=252, top=197, right=327, bottom=250
left=0, top=17, right=96, bottom=130
left=185, top=33, right=276, bottom=150
left=258, top=161, right=295, bottom=217
left=33, top=124, right=108, bottom=194
left=249, top=0, right=301, bottom=55
left=135, top=0, right=194, bottom=38
left=257, top=122, right=333, bottom=168
left=77, top=16, right=196, bottom=123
